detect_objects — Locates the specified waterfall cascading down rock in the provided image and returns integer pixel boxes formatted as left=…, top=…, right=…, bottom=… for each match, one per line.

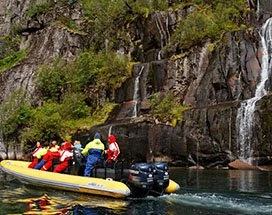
left=112, top=64, right=148, bottom=121
left=154, top=12, right=170, bottom=51
left=236, top=17, right=272, bottom=164
left=132, top=65, right=144, bottom=118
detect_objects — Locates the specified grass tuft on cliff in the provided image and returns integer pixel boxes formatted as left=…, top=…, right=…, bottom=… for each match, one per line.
left=149, top=93, right=189, bottom=124
left=0, top=50, right=27, bottom=73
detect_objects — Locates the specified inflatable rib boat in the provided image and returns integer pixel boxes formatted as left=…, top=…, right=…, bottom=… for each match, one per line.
left=0, top=159, right=180, bottom=199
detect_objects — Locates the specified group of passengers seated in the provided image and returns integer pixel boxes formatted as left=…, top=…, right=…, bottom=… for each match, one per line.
left=28, top=132, right=120, bottom=177
left=28, top=140, right=74, bottom=173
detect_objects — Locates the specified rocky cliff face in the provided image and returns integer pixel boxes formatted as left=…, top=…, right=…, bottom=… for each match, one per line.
left=0, top=0, right=84, bottom=103
left=1, top=0, right=272, bottom=168
left=0, top=0, right=85, bottom=159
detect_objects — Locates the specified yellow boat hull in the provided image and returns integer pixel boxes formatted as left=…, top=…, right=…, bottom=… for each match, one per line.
left=165, top=179, right=180, bottom=194
left=0, top=160, right=180, bottom=198
left=0, top=160, right=130, bottom=198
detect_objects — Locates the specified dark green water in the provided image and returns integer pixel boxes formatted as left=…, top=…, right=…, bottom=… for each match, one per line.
left=1, top=168, right=272, bottom=215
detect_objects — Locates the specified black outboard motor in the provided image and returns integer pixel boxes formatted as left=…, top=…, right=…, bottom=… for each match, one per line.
left=151, top=162, right=169, bottom=195
left=127, top=163, right=154, bottom=197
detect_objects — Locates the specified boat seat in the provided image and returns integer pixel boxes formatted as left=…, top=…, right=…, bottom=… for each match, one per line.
left=93, top=160, right=128, bottom=180
left=94, top=159, right=105, bottom=168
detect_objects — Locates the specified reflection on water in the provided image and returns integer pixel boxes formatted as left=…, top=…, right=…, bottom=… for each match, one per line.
left=1, top=168, right=272, bottom=215
left=229, top=170, right=258, bottom=192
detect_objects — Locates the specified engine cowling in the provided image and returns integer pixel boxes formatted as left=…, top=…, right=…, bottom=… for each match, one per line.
left=127, top=163, right=154, bottom=197
left=152, top=162, right=169, bottom=195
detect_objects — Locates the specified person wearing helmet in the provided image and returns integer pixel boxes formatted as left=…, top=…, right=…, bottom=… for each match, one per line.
left=53, top=142, right=73, bottom=173
left=81, top=132, right=105, bottom=177
left=106, top=134, right=120, bottom=163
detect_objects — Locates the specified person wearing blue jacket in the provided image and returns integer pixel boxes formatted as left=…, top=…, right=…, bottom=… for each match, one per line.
left=81, top=132, right=105, bottom=177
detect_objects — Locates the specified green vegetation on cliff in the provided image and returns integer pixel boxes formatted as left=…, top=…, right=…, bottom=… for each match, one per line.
left=172, top=0, right=248, bottom=49
left=37, top=51, right=130, bottom=102
left=0, top=49, right=129, bottom=143
left=26, top=0, right=77, bottom=18
left=26, top=0, right=53, bottom=17
left=0, top=0, right=250, bottom=145
left=79, top=0, right=249, bottom=51
left=0, top=35, right=21, bottom=60
left=2, top=50, right=129, bottom=143
left=19, top=100, right=116, bottom=143
left=150, top=93, right=189, bottom=123
left=0, top=50, right=27, bottom=73
left=81, top=0, right=169, bottom=50
left=0, top=90, right=32, bottom=143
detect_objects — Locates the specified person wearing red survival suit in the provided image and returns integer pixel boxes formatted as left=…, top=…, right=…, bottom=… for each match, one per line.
left=106, top=135, right=120, bottom=163
left=53, top=142, right=73, bottom=173
left=28, top=142, right=43, bottom=168
left=34, top=140, right=60, bottom=171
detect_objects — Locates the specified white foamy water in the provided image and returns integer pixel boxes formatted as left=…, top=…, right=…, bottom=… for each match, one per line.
left=163, top=193, right=272, bottom=215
